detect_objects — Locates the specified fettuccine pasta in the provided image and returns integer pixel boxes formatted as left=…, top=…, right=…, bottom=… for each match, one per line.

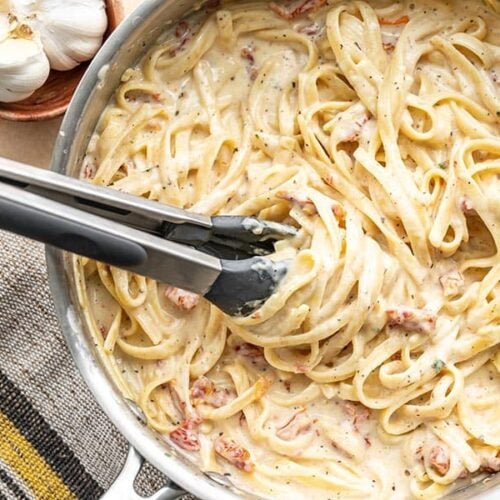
left=75, top=0, right=500, bottom=497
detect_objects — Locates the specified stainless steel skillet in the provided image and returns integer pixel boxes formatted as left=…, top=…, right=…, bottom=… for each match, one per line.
left=43, top=0, right=500, bottom=498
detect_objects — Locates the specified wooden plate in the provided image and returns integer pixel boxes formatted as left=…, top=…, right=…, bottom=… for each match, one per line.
left=0, top=0, right=125, bottom=122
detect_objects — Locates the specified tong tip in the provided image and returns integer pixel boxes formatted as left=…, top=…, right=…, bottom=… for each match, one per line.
left=205, top=257, right=289, bottom=316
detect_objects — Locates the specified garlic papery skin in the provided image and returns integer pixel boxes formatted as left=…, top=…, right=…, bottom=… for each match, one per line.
left=13, top=0, right=108, bottom=71
left=0, top=15, right=50, bottom=102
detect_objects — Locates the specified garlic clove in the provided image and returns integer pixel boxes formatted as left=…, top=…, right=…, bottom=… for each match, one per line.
left=35, top=9, right=107, bottom=70
left=13, top=0, right=108, bottom=71
left=0, top=35, right=50, bottom=102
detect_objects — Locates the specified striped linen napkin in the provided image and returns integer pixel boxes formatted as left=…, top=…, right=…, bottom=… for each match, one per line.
left=0, top=230, right=175, bottom=499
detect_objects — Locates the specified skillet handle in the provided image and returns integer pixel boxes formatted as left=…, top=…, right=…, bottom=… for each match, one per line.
left=102, top=447, right=187, bottom=500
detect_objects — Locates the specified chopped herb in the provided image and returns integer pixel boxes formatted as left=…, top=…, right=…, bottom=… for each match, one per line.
left=438, top=162, right=447, bottom=169
left=432, top=359, right=445, bottom=372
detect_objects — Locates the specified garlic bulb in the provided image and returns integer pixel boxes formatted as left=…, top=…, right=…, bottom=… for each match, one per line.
left=13, top=0, right=108, bottom=71
left=0, top=14, right=50, bottom=102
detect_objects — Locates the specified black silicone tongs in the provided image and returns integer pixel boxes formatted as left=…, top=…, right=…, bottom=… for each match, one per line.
left=0, top=158, right=296, bottom=316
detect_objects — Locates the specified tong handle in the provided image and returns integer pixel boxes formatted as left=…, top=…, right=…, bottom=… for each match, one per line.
left=0, top=183, right=221, bottom=295
left=0, top=157, right=211, bottom=235
left=0, top=185, right=147, bottom=269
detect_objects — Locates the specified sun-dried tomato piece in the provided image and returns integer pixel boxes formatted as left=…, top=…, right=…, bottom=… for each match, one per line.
left=241, top=46, right=258, bottom=80
left=429, top=445, right=450, bottom=475
left=214, top=437, right=254, bottom=472
left=480, top=454, right=500, bottom=473
left=276, top=410, right=313, bottom=440
left=340, top=400, right=370, bottom=432
left=383, top=42, right=395, bottom=53
left=270, top=0, right=327, bottom=20
left=169, top=21, right=192, bottom=57
left=277, top=190, right=346, bottom=222
left=165, top=286, right=199, bottom=311
left=386, top=306, right=437, bottom=334
left=170, top=420, right=200, bottom=451
left=175, top=21, right=190, bottom=39
left=191, top=376, right=233, bottom=408
left=241, top=46, right=255, bottom=64
left=378, top=15, right=409, bottom=25
left=234, top=342, right=265, bottom=360
left=298, top=22, right=321, bottom=36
